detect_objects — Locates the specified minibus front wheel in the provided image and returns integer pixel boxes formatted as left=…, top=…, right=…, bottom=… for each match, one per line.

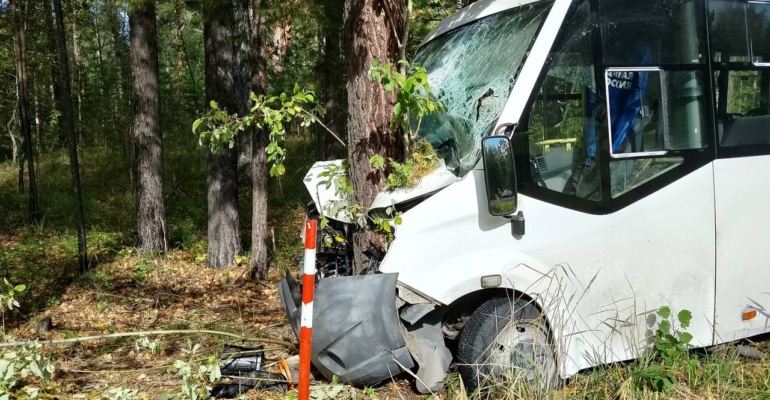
left=456, top=296, right=559, bottom=392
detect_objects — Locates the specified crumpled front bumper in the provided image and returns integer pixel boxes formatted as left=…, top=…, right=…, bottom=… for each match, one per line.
left=277, top=272, right=415, bottom=385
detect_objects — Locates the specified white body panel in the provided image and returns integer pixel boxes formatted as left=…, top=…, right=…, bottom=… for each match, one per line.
left=301, top=0, right=770, bottom=381
left=304, top=160, right=460, bottom=223
left=714, top=156, right=770, bottom=342
left=381, top=164, right=716, bottom=376
left=304, top=160, right=353, bottom=223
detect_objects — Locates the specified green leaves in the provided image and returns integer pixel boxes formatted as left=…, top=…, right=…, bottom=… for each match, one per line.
left=637, top=306, right=695, bottom=392
left=192, top=119, right=202, bottom=134
left=269, top=164, right=286, bottom=177
left=678, top=309, right=692, bottom=328
left=0, top=339, right=55, bottom=396
left=1, top=279, right=25, bottom=313
left=193, top=88, right=325, bottom=178
left=369, top=155, right=385, bottom=169
left=368, top=59, right=445, bottom=139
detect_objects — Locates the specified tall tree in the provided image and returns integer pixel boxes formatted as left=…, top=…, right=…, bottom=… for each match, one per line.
left=249, top=0, right=269, bottom=280
left=12, top=0, right=41, bottom=223
left=204, top=0, right=241, bottom=269
left=317, top=0, right=346, bottom=160
left=52, top=0, right=89, bottom=272
left=129, top=0, right=166, bottom=252
left=69, top=0, right=84, bottom=128
left=344, top=0, right=405, bottom=273
left=110, top=3, right=127, bottom=144
left=233, top=0, right=252, bottom=181
left=45, top=0, right=66, bottom=147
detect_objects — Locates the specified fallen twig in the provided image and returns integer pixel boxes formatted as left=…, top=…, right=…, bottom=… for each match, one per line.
left=0, top=329, right=296, bottom=350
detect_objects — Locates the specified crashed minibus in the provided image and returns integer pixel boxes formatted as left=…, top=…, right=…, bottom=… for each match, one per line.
left=279, top=0, right=770, bottom=393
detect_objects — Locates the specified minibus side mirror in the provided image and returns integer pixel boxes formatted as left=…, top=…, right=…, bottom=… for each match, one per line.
left=481, top=136, right=518, bottom=216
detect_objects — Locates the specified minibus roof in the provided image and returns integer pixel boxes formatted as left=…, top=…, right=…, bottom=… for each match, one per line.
left=420, top=0, right=545, bottom=47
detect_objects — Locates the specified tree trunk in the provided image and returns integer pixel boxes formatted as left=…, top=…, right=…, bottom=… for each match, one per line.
left=173, top=1, right=185, bottom=98
left=318, top=0, right=346, bottom=160
left=70, top=0, right=84, bottom=129
left=52, top=0, right=89, bottom=272
left=233, top=0, right=252, bottom=183
left=344, top=0, right=405, bottom=274
left=93, top=11, right=106, bottom=146
left=45, top=0, right=66, bottom=148
left=12, top=0, right=41, bottom=223
left=269, top=22, right=292, bottom=75
left=6, top=98, right=19, bottom=165
left=129, top=0, right=166, bottom=253
left=112, top=7, right=126, bottom=148
left=250, top=0, right=269, bottom=280
left=204, top=1, right=241, bottom=269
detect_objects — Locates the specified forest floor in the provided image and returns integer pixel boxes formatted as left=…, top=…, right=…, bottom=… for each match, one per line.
left=2, top=140, right=770, bottom=399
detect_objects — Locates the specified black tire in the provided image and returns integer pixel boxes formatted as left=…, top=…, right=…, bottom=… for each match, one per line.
left=457, top=296, right=559, bottom=393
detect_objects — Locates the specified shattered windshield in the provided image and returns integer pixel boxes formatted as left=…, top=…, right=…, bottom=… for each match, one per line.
left=414, top=2, right=552, bottom=176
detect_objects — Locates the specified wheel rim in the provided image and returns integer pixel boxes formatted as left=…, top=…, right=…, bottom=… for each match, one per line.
left=487, top=319, right=555, bottom=386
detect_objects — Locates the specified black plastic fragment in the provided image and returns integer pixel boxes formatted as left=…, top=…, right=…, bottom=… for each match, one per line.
left=209, top=344, right=287, bottom=398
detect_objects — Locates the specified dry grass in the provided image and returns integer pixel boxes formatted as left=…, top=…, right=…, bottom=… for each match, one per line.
left=2, top=247, right=295, bottom=398
left=408, top=137, right=441, bottom=184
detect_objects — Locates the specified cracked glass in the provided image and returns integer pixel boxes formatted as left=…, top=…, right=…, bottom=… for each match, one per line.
left=413, top=2, right=553, bottom=176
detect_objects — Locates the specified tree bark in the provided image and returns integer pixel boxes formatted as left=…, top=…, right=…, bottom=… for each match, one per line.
left=129, top=0, right=166, bottom=253
left=52, top=0, right=89, bottom=272
left=233, top=0, right=252, bottom=183
left=112, top=5, right=126, bottom=149
left=317, top=0, right=346, bottom=160
left=6, top=95, right=19, bottom=165
left=173, top=1, right=185, bottom=98
left=69, top=0, right=84, bottom=129
left=45, top=0, right=66, bottom=148
left=250, top=0, right=269, bottom=280
left=269, top=22, right=292, bottom=75
left=12, top=0, right=41, bottom=223
left=204, top=1, right=241, bottom=269
left=344, top=0, right=405, bottom=274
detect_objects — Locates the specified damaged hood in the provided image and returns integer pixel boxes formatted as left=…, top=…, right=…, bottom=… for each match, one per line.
left=303, top=160, right=460, bottom=223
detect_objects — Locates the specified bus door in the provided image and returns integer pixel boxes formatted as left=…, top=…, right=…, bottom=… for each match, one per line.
left=709, top=0, right=770, bottom=342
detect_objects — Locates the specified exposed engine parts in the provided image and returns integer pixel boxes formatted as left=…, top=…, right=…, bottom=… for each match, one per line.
left=296, top=220, right=353, bottom=280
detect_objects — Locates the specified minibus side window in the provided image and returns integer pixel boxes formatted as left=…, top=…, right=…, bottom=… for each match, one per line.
left=750, top=1, right=770, bottom=64
left=600, top=0, right=706, bottom=65
left=525, top=0, right=603, bottom=201
left=600, top=0, right=708, bottom=197
left=709, top=0, right=770, bottom=148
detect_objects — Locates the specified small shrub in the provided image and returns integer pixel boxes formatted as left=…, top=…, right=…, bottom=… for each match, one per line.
left=0, top=338, right=55, bottom=397
left=631, top=306, right=694, bottom=392
left=168, top=340, right=221, bottom=400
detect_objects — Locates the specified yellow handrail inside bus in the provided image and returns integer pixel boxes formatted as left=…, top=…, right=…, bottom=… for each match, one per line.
left=535, top=138, right=577, bottom=153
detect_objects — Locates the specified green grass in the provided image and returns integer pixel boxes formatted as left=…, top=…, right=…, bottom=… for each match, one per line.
left=437, top=343, right=770, bottom=400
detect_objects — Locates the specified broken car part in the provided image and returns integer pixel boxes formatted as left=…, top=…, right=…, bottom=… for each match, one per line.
left=278, top=272, right=415, bottom=385
left=209, top=344, right=288, bottom=398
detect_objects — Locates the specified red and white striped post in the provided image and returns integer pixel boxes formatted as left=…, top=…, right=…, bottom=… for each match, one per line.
left=298, top=219, right=317, bottom=400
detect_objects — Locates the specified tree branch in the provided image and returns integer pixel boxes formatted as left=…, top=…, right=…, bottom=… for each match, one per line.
left=0, top=329, right=296, bottom=350
left=380, top=0, right=402, bottom=51
left=399, top=0, right=412, bottom=74
left=302, top=109, right=346, bottom=147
